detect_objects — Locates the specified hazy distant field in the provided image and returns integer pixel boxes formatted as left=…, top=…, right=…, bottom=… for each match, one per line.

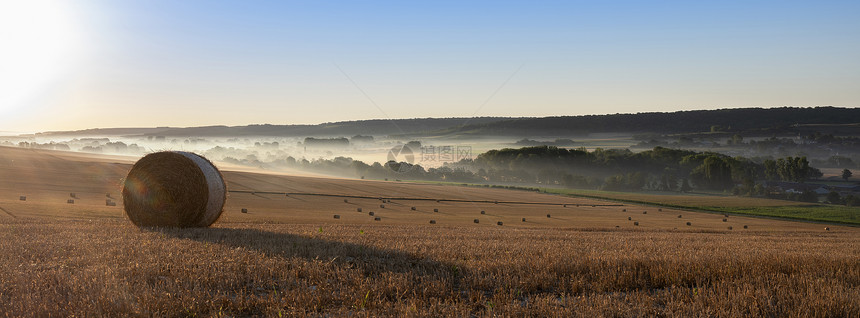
left=541, top=188, right=860, bottom=225
left=1, top=146, right=858, bottom=316
left=415, top=180, right=860, bottom=225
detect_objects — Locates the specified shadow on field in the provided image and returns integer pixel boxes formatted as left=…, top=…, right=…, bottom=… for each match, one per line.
left=150, top=226, right=464, bottom=283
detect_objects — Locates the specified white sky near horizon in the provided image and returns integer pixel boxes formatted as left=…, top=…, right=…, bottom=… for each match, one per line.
left=0, top=0, right=859, bottom=133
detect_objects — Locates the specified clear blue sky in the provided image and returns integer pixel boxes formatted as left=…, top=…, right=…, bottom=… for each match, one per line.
left=1, top=0, right=858, bottom=131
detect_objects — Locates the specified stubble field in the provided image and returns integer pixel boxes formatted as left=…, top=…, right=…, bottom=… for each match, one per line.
left=0, top=146, right=858, bottom=316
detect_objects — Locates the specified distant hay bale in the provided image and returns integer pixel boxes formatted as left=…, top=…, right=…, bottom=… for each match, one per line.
left=67, top=199, right=74, bottom=204
left=411, top=207, right=416, bottom=211
left=728, top=226, right=733, bottom=230
left=825, top=227, right=830, bottom=231
left=743, top=225, right=748, bottom=229
left=497, top=221, right=503, bottom=226
left=380, top=204, right=385, bottom=208
left=522, top=218, right=526, bottom=222
left=333, top=215, right=340, bottom=219
left=722, top=218, right=727, bottom=222
left=628, top=217, right=632, bottom=220
left=480, top=210, right=486, bottom=215
left=344, top=199, right=348, bottom=203
left=433, top=208, right=439, bottom=212
left=686, top=222, right=692, bottom=226
left=473, top=219, right=480, bottom=224
left=642, top=211, right=647, bottom=214
left=622, top=209, right=626, bottom=212
left=357, top=208, right=362, bottom=212
left=678, top=215, right=682, bottom=218
left=122, top=151, right=226, bottom=228
left=658, top=208, right=662, bottom=212
left=430, top=220, right=436, bottom=224
left=546, top=214, right=551, bottom=218
left=634, top=222, right=639, bottom=226
left=19, top=196, right=25, bottom=201
left=374, top=217, right=381, bottom=221
left=368, top=211, right=374, bottom=216
left=563, top=204, right=567, bottom=208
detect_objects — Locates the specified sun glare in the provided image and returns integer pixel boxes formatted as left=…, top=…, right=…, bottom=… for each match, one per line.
left=0, top=0, right=82, bottom=115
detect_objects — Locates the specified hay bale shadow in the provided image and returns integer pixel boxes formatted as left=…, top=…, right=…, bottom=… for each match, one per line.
left=149, top=227, right=465, bottom=281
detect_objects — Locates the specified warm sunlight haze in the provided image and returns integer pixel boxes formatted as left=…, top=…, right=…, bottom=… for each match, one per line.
left=0, top=0, right=83, bottom=125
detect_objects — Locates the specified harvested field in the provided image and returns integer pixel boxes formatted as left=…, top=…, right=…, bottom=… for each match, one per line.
left=0, top=146, right=858, bottom=316
left=3, top=147, right=843, bottom=231
left=0, top=220, right=858, bottom=316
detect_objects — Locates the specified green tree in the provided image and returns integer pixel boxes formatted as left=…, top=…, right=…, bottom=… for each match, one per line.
left=844, top=195, right=858, bottom=207
left=796, top=157, right=811, bottom=182
left=626, top=172, right=647, bottom=190
left=776, top=158, right=789, bottom=181
left=679, top=178, right=692, bottom=192
left=763, top=159, right=778, bottom=181
left=826, top=191, right=842, bottom=205
left=702, top=156, right=733, bottom=189
left=775, top=156, right=812, bottom=182
left=753, top=183, right=766, bottom=196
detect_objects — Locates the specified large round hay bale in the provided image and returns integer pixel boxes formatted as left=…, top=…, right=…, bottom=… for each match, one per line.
left=122, top=151, right=226, bottom=227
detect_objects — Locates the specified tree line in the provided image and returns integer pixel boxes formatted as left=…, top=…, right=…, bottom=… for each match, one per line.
left=265, top=146, right=822, bottom=194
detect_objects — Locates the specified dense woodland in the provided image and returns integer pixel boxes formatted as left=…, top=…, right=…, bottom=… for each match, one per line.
left=265, top=145, right=858, bottom=205
left=30, top=107, right=860, bottom=138
left=635, top=132, right=860, bottom=168
left=436, top=107, right=860, bottom=136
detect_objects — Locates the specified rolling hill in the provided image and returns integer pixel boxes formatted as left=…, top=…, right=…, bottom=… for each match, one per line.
left=22, top=106, right=860, bottom=138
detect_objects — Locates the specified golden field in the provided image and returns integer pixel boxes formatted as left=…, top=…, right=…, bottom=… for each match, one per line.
left=0, top=146, right=858, bottom=316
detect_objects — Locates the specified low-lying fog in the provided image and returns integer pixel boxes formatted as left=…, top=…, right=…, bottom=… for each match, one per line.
left=2, top=132, right=856, bottom=183
left=1, top=134, right=639, bottom=171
